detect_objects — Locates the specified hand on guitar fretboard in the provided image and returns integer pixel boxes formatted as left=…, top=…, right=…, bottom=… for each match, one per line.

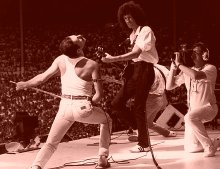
left=95, top=46, right=132, bottom=83
left=95, top=47, right=105, bottom=62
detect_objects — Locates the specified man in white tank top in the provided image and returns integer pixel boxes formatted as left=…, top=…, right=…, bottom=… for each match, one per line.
left=16, top=35, right=112, bottom=169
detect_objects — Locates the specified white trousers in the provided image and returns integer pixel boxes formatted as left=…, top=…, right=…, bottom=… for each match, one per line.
left=184, top=103, right=218, bottom=152
left=146, top=93, right=170, bottom=136
left=32, top=99, right=112, bottom=168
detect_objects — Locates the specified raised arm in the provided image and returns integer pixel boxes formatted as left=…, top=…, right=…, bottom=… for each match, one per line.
left=166, top=61, right=180, bottom=90
left=101, top=48, right=141, bottom=63
left=16, top=57, right=60, bottom=90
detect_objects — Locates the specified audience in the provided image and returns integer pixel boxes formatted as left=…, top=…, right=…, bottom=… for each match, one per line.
left=0, top=22, right=216, bottom=143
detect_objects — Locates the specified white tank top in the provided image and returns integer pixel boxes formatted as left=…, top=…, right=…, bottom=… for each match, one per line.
left=61, top=55, right=93, bottom=96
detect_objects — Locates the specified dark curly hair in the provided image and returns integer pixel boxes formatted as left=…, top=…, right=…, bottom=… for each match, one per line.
left=192, top=42, right=208, bottom=54
left=59, top=36, right=80, bottom=58
left=117, top=1, right=147, bottom=31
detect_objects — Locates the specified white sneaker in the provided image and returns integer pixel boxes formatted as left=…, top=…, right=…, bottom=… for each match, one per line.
left=129, top=145, right=150, bottom=153
left=167, top=131, right=177, bottom=137
left=213, top=137, right=220, bottom=150
left=203, top=145, right=217, bottom=157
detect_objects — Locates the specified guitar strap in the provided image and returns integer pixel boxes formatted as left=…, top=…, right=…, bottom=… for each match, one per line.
left=130, top=26, right=144, bottom=50
left=122, top=26, right=144, bottom=80
left=153, top=65, right=169, bottom=103
left=153, top=66, right=166, bottom=86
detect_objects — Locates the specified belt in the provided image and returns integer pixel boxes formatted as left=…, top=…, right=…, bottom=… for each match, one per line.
left=62, top=95, right=92, bottom=101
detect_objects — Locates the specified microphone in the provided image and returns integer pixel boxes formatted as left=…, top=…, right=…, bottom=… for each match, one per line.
left=118, top=38, right=130, bottom=47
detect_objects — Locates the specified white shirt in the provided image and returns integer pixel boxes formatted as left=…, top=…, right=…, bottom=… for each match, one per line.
left=130, top=26, right=159, bottom=64
left=174, top=64, right=217, bottom=109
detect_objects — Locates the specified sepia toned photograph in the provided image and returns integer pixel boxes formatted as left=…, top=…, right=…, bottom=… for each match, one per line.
left=0, top=0, right=220, bottom=169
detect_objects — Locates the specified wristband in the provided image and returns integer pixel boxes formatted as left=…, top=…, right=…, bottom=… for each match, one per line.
left=92, top=79, right=103, bottom=82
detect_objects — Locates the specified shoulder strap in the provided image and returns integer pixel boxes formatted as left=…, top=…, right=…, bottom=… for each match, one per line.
left=154, top=65, right=170, bottom=104
left=154, top=66, right=166, bottom=85
left=130, top=26, right=144, bottom=48
left=154, top=65, right=168, bottom=98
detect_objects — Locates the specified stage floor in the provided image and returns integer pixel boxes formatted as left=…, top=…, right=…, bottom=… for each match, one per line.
left=0, top=129, right=220, bottom=169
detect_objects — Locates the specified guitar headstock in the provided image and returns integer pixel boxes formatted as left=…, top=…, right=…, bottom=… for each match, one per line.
left=95, top=47, right=105, bottom=62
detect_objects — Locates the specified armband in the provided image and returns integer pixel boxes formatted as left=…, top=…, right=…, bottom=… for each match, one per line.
left=92, top=79, right=103, bottom=83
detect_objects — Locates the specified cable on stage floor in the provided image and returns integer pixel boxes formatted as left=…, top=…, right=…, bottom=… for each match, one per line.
left=47, top=154, right=148, bottom=169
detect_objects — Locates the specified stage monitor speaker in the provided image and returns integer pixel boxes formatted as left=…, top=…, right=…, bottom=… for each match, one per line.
left=156, top=103, right=188, bottom=130
left=0, top=143, right=7, bottom=154
left=14, top=112, right=38, bottom=147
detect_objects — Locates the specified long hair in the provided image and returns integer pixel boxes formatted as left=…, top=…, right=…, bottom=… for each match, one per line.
left=117, top=1, right=147, bottom=31
left=59, top=37, right=80, bottom=58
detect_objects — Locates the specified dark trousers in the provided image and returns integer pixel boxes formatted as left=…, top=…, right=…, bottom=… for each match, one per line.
left=112, top=61, right=155, bottom=147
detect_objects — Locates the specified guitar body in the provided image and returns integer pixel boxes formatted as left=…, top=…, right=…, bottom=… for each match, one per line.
left=95, top=46, right=134, bottom=82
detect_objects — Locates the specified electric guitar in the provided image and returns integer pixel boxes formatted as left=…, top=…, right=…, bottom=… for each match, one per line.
left=95, top=46, right=133, bottom=82
left=121, top=26, right=144, bottom=82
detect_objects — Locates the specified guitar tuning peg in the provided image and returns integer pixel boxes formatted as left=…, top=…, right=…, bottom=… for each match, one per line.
left=97, top=46, right=103, bottom=52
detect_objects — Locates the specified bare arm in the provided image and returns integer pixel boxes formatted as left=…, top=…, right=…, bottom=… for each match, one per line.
left=166, top=64, right=206, bottom=91
left=101, top=47, right=142, bottom=63
left=91, top=62, right=103, bottom=103
left=174, top=52, right=206, bottom=80
left=166, top=62, right=179, bottom=90
left=16, top=57, right=60, bottom=90
left=177, top=64, right=206, bottom=80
